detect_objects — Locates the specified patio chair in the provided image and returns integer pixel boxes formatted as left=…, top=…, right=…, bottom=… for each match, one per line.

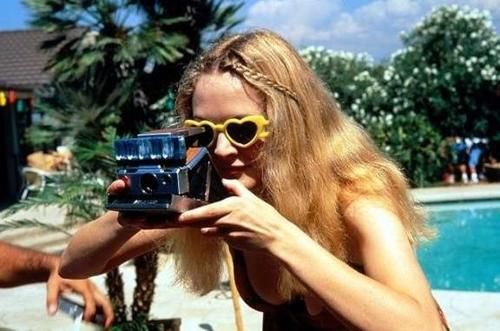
left=19, top=167, right=54, bottom=200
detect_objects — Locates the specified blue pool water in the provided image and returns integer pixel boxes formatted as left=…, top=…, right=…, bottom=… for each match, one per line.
left=417, top=200, right=500, bottom=292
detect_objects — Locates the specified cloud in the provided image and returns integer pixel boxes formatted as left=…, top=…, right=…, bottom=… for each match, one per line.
left=245, top=0, right=342, bottom=45
left=386, top=0, right=422, bottom=16
left=243, top=0, right=500, bottom=60
left=470, top=0, right=500, bottom=14
left=331, top=13, right=364, bottom=37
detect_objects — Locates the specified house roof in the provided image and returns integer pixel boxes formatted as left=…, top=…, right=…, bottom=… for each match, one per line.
left=0, top=29, right=56, bottom=91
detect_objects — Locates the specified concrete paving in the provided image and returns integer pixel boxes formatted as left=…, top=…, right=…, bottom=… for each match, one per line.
left=433, top=290, right=500, bottom=331
left=0, top=257, right=263, bottom=331
left=412, top=182, right=500, bottom=203
left=1, top=183, right=499, bottom=330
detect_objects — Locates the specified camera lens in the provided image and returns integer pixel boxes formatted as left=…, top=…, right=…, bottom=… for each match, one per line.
left=140, top=173, right=159, bottom=194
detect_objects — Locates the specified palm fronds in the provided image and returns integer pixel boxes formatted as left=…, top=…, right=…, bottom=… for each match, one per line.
left=19, top=0, right=244, bottom=324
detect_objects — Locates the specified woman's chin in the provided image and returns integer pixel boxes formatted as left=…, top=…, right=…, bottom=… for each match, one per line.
left=222, top=172, right=260, bottom=192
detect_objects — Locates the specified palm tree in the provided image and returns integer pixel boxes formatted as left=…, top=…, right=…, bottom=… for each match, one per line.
left=11, top=0, right=243, bottom=326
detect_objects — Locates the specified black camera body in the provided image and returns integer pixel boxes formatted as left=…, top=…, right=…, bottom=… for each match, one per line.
left=106, top=127, right=224, bottom=215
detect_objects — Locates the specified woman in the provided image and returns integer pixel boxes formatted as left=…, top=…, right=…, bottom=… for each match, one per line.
left=60, top=30, right=448, bottom=330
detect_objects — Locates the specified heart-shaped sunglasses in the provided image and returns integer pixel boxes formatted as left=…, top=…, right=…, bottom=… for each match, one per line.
left=184, top=115, right=269, bottom=148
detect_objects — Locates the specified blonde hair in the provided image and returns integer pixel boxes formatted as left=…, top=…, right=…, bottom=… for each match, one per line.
left=172, top=30, right=428, bottom=299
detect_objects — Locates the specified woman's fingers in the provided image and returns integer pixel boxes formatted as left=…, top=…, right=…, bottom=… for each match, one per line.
left=222, top=178, right=253, bottom=198
left=106, top=179, right=128, bottom=195
left=178, top=197, right=238, bottom=225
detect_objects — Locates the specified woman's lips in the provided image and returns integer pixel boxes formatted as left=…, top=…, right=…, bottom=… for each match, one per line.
left=222, top=166, right=246, bottom=172
left=217, top=165, right=248, bottom=176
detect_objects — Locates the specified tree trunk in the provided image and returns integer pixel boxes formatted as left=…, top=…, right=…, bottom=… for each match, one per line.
left=105, top=268, right=127, bottom=323
left=132, top=249, right=159, bottom=320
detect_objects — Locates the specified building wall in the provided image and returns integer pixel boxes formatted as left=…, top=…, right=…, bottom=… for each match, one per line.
left=0, top=94, right=29, bottom=207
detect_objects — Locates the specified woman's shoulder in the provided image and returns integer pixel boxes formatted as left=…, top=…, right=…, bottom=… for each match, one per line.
left=343, top=197, right=406, bottom=240
left=343, top=197, right=391, bottom=219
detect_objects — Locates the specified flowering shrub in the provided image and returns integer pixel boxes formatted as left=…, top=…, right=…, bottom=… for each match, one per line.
left=367, top=111, right=444, bottom=187
left=299, top=47, right=385, bottom=121
left=386, top=5, right=500, bottom=138
left=300, top=5, right=499, bottom=186
left=301, top=47, right=443, bottom=186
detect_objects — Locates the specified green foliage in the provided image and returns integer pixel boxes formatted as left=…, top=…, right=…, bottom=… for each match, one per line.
left=365, top=112, right=444, bottom=187
left=73, top=126, right=118, bottom=177
left=300, top=47, right=385, bottom=120
left=301, top=5, right=500, bottom=186
left=4, top=170, right=109, bottom=224
left=385, top=5, right=500, bottom=137
left=26, top=84, right=121, bottom=166
left=301, top=46, right=444, bottom=186
left=24, top=0, right=244, bottom=136
left=110, top=314, right=179, bottom=331
left=109, top=315, right=152, bottom=331
left=0, top=218, right=71, bottom=235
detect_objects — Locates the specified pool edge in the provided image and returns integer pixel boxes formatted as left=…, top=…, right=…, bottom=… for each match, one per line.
left=411, top=183, right=500, bottom=204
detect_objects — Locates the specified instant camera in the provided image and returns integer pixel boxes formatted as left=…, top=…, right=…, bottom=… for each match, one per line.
left=106, top=127, right=225, bottom=215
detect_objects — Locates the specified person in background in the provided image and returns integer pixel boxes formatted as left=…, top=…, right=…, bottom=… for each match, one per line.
left=442, top=137, right=458, bottom=184
left=0, top=240, right=114, bottom=327
left=60, top=30, right=449, bottom=330
left=468, top=137, right=487, bottom=183
left=452, top=137, right=469, bottom=183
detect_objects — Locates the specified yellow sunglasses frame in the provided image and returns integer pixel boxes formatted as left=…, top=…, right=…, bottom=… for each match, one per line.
left=184, top=114, right=270, bottom=148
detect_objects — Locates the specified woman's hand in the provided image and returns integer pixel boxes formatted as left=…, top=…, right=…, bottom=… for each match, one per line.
left=178, top=179, right=296, bottom=252
left=107, top=178, right=128, bottom=195
left=107, top=179, right=181, bottom=229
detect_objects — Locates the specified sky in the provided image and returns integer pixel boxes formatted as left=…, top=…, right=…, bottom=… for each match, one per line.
left=2, top=0, right=500, bottom=60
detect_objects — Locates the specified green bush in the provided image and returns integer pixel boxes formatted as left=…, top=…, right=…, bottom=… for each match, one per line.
left=301, top=5, right=500, bottom=186
left=384, top=5, right=500, bottom=138
left=301, top=47, right=444, bottom=186
left=365, top=112, right=444, bottom=187
left=300, top=47, right=385, bottom=120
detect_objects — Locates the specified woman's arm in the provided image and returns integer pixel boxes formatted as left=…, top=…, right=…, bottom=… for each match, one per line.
left=179, top=180, right=444, bottom=331
left=60, top=211, right=173, bottom=278
left=270, top=199, right=444, bottom=331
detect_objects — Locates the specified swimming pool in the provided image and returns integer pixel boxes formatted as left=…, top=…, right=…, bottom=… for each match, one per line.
left=417, top=200, right=500, bottom=292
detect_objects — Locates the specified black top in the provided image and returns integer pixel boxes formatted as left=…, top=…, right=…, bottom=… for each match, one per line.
left=231, top=249, right=354, bottom=330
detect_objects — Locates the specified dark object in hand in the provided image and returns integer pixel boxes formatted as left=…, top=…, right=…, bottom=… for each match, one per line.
left=106, top=127, right=224, bottom=215
left=58, top=295, right=105, bottom=325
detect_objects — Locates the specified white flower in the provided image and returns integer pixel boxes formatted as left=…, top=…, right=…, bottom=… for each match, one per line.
left=384, top=70, right=393, bottom=81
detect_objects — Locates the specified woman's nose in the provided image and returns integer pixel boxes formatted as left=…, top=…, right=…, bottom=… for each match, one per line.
left=213, top=132, right=237, bottom=157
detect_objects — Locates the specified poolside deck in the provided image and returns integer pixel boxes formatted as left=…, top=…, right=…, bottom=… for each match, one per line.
left=434, top=290, right=500, bottom=331
left=412, top=182, right=500, bottom=203
left=0, top=183, right=499, bottom=330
